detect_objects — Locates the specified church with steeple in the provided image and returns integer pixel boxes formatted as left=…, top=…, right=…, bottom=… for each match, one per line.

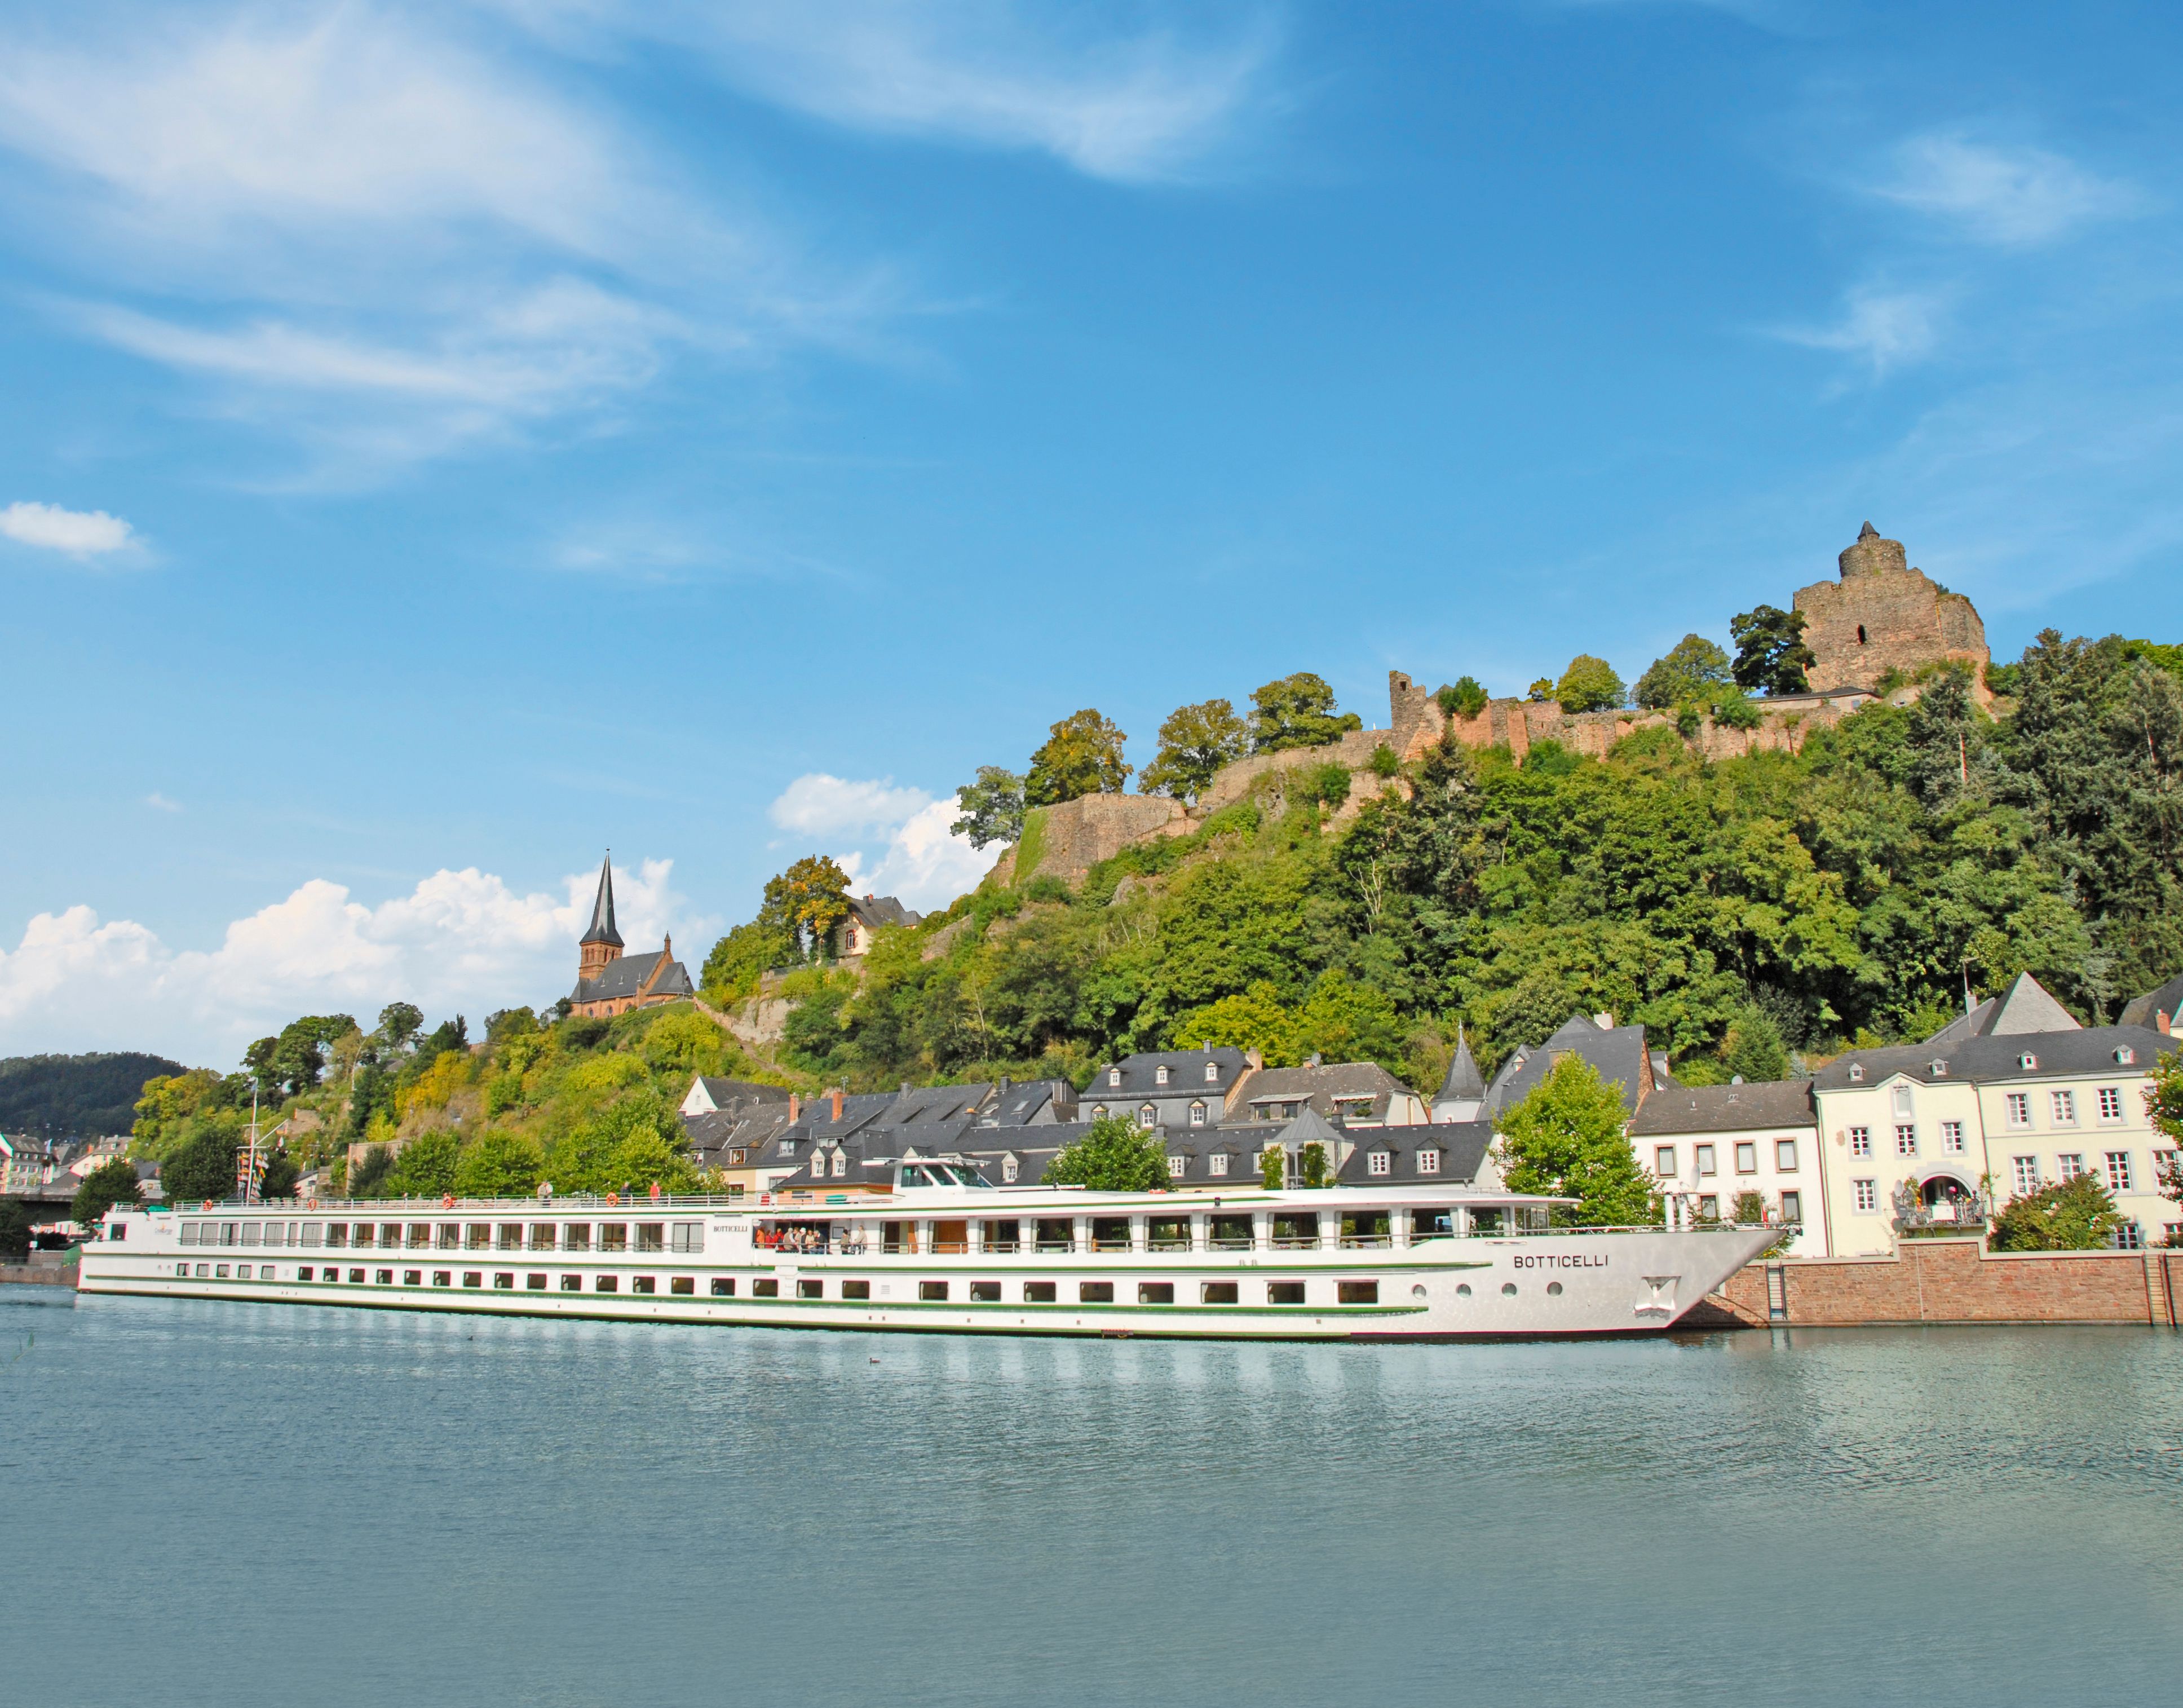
left=567, top=853, right=696, bottom=1019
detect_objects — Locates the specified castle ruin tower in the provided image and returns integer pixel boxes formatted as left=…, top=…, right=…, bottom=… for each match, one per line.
left=578, top=853, right=625, bottom=983
left=1792, top=522, right=1990, bottom=700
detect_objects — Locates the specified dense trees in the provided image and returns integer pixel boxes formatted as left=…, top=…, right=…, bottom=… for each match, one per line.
left=1988, top=1172, right=2123, bottom=1251
left=0, top=1052, right=187, bottom=1140
left=1633, top=635, right=1731, bottom=710
left=1554, top=655, right=1625, bottom=714
left=952, top=766, right=1026, bottom=848
left=70, top=1157, right=140, bottom=1230
left=1493, top=1056, right=1658, bottom=1226
left=1043, top=1115, right=1174, bottom=1190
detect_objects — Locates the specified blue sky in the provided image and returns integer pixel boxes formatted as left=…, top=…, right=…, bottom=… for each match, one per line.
left=3, top=1, right=2179, bottom=1067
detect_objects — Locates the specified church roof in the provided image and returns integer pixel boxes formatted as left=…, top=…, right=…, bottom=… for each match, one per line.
left=581, top=855, right=624, bottom=948
left=572, top=948, right=691, bottom=1004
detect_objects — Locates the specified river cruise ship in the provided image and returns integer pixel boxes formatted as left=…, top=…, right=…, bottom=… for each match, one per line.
left=81, top=1164, right=1778, bottom=1340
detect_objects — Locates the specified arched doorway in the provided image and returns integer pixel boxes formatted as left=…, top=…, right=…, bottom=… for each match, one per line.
left=1921, top=1175, right=1976, bottom=1222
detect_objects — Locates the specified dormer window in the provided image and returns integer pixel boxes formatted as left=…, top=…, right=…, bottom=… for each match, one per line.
left=1001, top=1155, right=1019, bottom=1184
left=2115, top=1046, right=2136, bottom=1065
left=780, top=1139, right=797, bottom=1156
left=1205, top=1062, right=1218, bottom=1083
left=1091, top=1105, right=1107, bottom=1119
left=1108, top=1068, right=1121, bottom=1088
left=1848, top=1065, right=1864, bottom=1083
left=1138, top=1105, right=1157, bottom=1129
left=1929, top=1061, right=1947, bottom=1077
left=1156, top=1065, right=1169, bottom=1085
left=2018, top=1052, right=2038, bottom=1071
left=1189, top=1101, right=1207, bottom=1126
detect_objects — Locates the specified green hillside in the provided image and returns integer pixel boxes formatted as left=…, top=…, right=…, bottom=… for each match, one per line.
left=0, top=1052, right=190, bottom=1139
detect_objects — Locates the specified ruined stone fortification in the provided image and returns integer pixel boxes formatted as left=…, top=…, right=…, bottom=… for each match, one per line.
left=1795, top=522, right=1989, bottom=699
left=991, top=524, right=1992, bottom=889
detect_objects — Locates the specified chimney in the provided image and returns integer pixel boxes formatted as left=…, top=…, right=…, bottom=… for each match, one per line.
left=788, top=1093, right=801, bottom=1122
left=829, top=1087, right=843, bottom=1120
left=2160, top=1010, right=2173, bottom=1037
left=1245, top=1048, right=1263, bottom=1070
left=1000, top=1074, right=1012, bottom=1092
left=1307, top=1052, right=1322, bottom=1069
left=1594, top=1012, right=1614, bottom=1031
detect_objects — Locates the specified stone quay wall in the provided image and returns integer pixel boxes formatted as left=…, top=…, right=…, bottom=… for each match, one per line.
left=1701, top=1237, right=2183, bottom=1329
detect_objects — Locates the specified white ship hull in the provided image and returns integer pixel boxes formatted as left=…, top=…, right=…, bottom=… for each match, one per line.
left=81, top=1190, right=1778, bottom=1340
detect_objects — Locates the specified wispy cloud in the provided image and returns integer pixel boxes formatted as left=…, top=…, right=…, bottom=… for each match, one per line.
left=489, top=0, right=1282, bottom=182
left=0, top=499, right=139, bottom=559
left=144, top=792, right=183, bottom=814
left=1872, top=133, right=2141, bottom=247
left=1773, top=285, right=1948, bottom=378
left=0, top=4, right=889, bottom=476
left=770, top=773, right=934, bottom=837
left=765, top=773, right=988, bottom=908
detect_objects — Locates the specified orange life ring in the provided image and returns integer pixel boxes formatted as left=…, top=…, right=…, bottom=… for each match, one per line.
left=307, top=1198, right=319, bottom=1211
left=607, top=1191, right=620, bottom=1207
left=441, top=1194, right=456, bottom=1210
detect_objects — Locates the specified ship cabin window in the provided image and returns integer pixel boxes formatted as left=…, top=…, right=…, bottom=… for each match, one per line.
left=436, top=1224, right=459, bottom=1249
left=564, top=1224, right=591, bottom=1251
left=670, top=1276, right=695, bottom=1295
left=1079, top=1282, right=1114, bottom=1303
left=636, top=1223, right=665, bottom=1253
left=596, top=1275, right=621, bottom=1293
left=750, top=1278, right=776, bottom=1297
left=1337, top=1281, right=1380, bottom=1305
left=180, top=1222, right=199, bottom=1246
left=1024, top=1282, right=1057, bottom=1303
left=632, top=1276, right=656, bottom=1294
left=670, top=1222, right=704, bottom=1253
left=1090, top=1217, right=1131, bottom=1251
left=408, top=1225, right=430, bottom=1249
left=969, top=1281, right=1001, bottom=1301
left=466, top=1225, right=489, bottom=1250
left=377, top=1269, right=395, bottom=1285
left=1201, top=1281, right=1239, bottom=1304
left=1267, top=1282, right=1306, bottom=1305
left=350, top=1224, right=372, bottom=1249
left=530, top=1225, right=556, bottom=1251
left=379, top=1225, right=403, bottom=1249
left=1414, top=1209, right=1455, bottom=1238
left=240, top=1224, right=260, bottom=1247
left=326, top=1224, right=349, bottom=1247
left=496, top=1225, right=522, bottom=1251
left=1138, top=1282, right=1176, bottom=1305
left=842, top=1279, right=869, bottom=1300
left=492, top=1272, right=513, bottom=1288
left=919, top=1281, right=949, bottom=1301
left=1035, top=1219, right=1073, bottom=1252
left=1209, top=1215, right=1253, bottom=1249
left=711, top=1278, right=736, bottom=1296
left=599, top=1224, right=628, bottom=1253
left=527, top=1273, right=547, bottom=1290
left=301, top=1224, right=322, bottom=1247
left=561, top=1274, right=581, bottom=1292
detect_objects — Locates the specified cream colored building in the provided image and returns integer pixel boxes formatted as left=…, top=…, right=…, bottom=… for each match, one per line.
left=1810, top=976, right=2178, bottom=1255
left=1630, top=1080, right=1827, bottom=1256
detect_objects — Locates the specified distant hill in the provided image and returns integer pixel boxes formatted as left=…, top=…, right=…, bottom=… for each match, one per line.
left=0, top=1052, right=191, bottom=1140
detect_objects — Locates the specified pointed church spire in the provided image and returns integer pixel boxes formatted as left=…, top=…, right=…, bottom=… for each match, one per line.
left=581, top=852, right=624, bottom=948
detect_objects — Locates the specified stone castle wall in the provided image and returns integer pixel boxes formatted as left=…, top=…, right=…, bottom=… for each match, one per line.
left=998, top=792, right=1190, bottom=885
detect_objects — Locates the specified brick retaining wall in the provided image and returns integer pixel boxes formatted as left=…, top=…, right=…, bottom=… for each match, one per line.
left=1699, top=1237, right=2182, bottom=1328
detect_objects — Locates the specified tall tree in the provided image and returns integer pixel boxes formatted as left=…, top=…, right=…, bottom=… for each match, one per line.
left=1249, top=673, right=1362, bottom=753
left=761, top=855, right=855, bottom=960
left=952, top=766, right=1026, bottom=848
left=71, top=1156, right=140, bottom=1230
left=1554, top=655, right=1626, bottom=713
left=1730, top=606, right=1816, bottom=695
left=1025, top=709, right=1132, bottom=805
left=1633, top=635, right=1732, bottom=710
left=1042, top=1115, right=1173, bottom=1191
left=1141, top=699, right=1249, bottom=801
left=1493, top=1054, right=1659, bottom=1226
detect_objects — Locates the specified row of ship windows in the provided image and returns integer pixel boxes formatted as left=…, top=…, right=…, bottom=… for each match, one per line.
left=174, top=1264, right=1415, bottom=1306
left=179, top=1222, right=705, bottom=1253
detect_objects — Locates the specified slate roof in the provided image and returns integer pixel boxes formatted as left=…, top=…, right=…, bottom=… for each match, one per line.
left=571, top=948, right=694, bottom=1005
left=580, top=855, right=623, bottom=948
left=691, top=1077, right=792, bottom=1112
left=2120, top=972, right=2183, bottom=1031
left=1630, top=1080, right=1817, bottom=1136
left=1923, top=972, right=2082, bottom=1045
left=847, top=895, right=921, bottom=931
left=1482, top=1014, right=1663, bottom=1117
left=1333, top=1120, right=1496, bottom=1187
left=1810, top=1025, right=2168, bottom=1091
left=1436, top=1030, right=1484, bottom=1102
left=1087, top=1047, right=1252, bottom=1101
left=681, top=1104, right=795, bottom=1168
left=1238, top=1061, right=1413, bottom=1124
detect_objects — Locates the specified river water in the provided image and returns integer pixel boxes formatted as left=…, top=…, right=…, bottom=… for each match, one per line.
left=5, top=1289, right=2180, bottom=1707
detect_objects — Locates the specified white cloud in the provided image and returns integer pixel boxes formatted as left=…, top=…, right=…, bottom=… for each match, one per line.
left=0, top=4, right=880, bottom=474
left=769, top=772, right=933, bottom=836
left=765, top=772, right=991, bottom=911
left=858, top=797, right=993, bottom=911
left=1774, top=286, right=1947, bottom=377
left=1874, top=134, right=2141, bottom=247
left=0, top=858, right=695, bottom=1065
left=145, top=793, right=183, bottom=814
left=1, top=500, right=136, bottom=558
left=489, top=0, right=1279, bottom=182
